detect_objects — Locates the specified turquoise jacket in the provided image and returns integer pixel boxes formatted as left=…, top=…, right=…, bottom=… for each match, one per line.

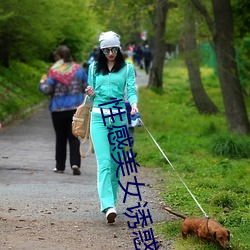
left=87, top=62, right=138, bottom=109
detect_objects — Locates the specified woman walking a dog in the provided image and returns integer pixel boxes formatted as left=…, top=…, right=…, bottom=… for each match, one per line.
left=85, top=31, right=138, bottom=223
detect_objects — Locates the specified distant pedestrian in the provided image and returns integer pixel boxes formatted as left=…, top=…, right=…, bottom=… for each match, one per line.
left=39, top=45, right=88, bottom=175
left=134, top=45, right=144, bottom=69
left=143, top=44, right=152, bottom=74
left=86, top=46, right=99, bottom=71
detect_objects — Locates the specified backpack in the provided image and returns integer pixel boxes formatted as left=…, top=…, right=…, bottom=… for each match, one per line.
left=72, top=95, right=94, bottom=158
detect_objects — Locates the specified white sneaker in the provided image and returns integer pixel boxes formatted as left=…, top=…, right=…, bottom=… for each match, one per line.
left=53, top=168, right=64, bottom=173
left=106, top=207, right=117, bottom=223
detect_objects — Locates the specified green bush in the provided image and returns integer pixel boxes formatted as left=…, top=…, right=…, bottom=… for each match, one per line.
left=210, top=135, right=250, bottom=159
left=210, top=191, right=238, bottom=209
left=0, top=60, right=49, bottom=122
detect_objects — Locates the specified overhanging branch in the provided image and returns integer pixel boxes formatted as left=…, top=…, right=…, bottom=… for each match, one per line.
left=190, top=0, right=216, bottom=37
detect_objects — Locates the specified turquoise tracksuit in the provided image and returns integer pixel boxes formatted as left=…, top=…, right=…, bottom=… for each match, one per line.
left=88, top=62, right=137, bottom=212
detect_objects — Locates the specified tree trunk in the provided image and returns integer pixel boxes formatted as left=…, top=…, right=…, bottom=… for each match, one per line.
left=191, top=0, right=250, bottom=134
left=184, top=4, right=218, bottom=114
left=147, top=0, right=169, bottom=89
left=212, top=0, right=250, bottom=134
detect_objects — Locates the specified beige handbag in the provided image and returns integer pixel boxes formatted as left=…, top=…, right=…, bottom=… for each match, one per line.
left=72, top=95, right=94, bottom=158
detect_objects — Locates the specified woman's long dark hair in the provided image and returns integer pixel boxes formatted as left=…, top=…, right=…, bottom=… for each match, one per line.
left=95, top=48, right=126, bottom=75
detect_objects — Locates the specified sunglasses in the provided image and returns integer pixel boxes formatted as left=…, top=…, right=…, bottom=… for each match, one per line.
left=102, top=47, right=119, bottom=55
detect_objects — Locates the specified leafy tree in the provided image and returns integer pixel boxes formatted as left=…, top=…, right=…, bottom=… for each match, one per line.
left=232, top=0, right=250, bottom=39
left=183, top=1, right=218, bottom=114
left=0, top=0, right=58, bottom=66
left=91, top=0, right=155, bottom=47
left=191, top=0, right=250, bottom=134
left=0, top=0, right=99, bottom=67
left=232, top=0, right=250, bottom=95
left=164, top=1, right=184, bottom=44
left=148, top=0, right=177, bottom=89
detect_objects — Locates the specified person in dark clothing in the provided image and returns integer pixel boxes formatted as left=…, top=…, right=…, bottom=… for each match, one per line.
left=133, top=45, right=144, bottom=69
left=143, top=44, right=152, bottom=74
left=39, top=45, right=88, bottom=175
left=87, top=46, right=99, bottom=68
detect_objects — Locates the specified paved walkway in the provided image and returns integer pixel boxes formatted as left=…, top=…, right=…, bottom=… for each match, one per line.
left=0, top=70, right=170, bottom=249
left=0, top=67, right=153, bottom=218
left=135, top=68, right=149, bottom=88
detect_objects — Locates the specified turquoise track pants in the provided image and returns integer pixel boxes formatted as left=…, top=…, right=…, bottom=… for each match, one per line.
left=90, top=111, right=128, bottom=212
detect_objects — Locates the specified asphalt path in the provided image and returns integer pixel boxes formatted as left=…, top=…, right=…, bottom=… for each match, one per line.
left=0, top=69, right=171, bottom=249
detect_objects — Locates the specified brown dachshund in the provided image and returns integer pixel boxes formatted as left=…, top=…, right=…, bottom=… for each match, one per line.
left=162, top=207, right=231, bottom=249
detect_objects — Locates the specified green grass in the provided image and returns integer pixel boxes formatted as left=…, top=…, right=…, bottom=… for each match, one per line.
left=1, top=57, right=249, bottom=249
left=134, top=59, right=250, bottom=250
left=0, top=60, right=50, bottom=123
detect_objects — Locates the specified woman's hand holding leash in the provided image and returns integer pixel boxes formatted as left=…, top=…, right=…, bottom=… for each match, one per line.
left=85, top=86, right=95, bottom=97
left=131, top=103, right=138, bottom=116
